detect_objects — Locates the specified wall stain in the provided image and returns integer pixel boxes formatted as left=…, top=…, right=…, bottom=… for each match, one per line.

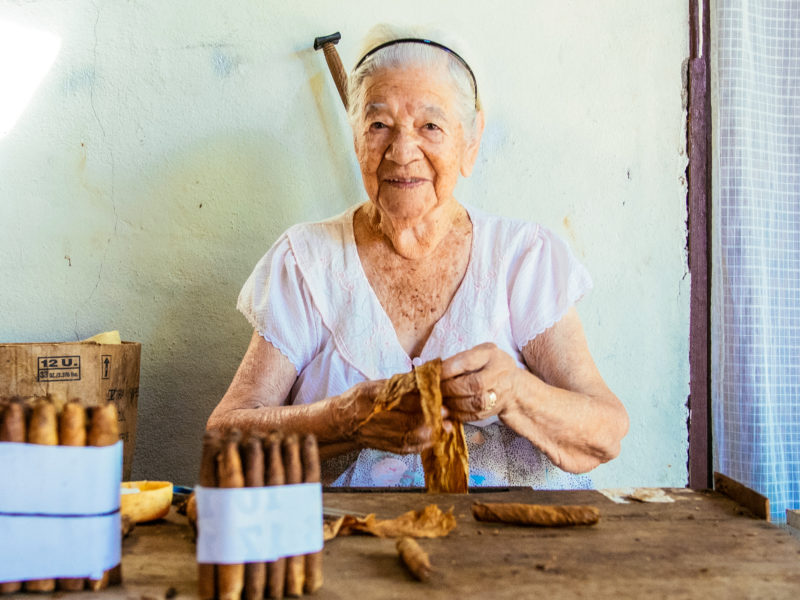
left=562, top=216, right=585, bottom=257
left=211, top=48, right=238, bottom=78
left=563, top=215, right=573, bottom=236
left=61, top=67, right=97, bottom=96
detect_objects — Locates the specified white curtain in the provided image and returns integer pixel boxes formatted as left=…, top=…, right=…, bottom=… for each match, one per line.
left=713, top=1, right=800, bottom=522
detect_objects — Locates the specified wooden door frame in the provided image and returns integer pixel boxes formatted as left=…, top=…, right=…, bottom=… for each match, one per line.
left=687, top=0, right=712, bottom=489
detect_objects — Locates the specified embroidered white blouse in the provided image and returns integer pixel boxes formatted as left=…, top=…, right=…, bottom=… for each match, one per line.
left=238, top=202, right=593, bottom=489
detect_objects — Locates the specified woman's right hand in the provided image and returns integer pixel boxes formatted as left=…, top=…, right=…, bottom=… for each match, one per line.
left=329, top=380, right=436, bottom=455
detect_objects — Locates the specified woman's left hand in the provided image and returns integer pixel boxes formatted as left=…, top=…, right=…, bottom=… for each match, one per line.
left=439, top=342, right=520, bottom=422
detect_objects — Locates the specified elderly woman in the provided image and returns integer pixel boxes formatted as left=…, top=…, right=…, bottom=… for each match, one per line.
left=208, top=25, right=628, bottom=488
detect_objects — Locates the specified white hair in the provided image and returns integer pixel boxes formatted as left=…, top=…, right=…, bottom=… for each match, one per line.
left=346, top=24, right=482, bottom=142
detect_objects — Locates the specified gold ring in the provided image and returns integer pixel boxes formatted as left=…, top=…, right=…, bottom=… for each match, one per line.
left=486, top=390, right=497, bottom=411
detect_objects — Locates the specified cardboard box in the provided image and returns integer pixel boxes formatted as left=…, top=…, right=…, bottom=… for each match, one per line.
left=0, top=341, right=140, bottom=479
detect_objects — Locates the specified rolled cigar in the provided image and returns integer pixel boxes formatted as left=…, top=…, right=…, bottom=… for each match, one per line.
left=217, top=430, right=245, bottom=600
left=197, top=430, right=221, bottom=600
left=87, top=403, right=119, bottom=447
left=301, top=434, right=322, bottom=595
left=471, top=502, right=601, bottom=527
left=24, top=400, right=58, bottom=593
left=265, top=433, right=286, bottom=599
left=242, top=435, right=266, bottom=600
left=58, top=401, right=88, bottom=592
left=396, top=537, right=432, bottom=581
left=87, top=403, right=121, bottom=591
left=59, top=400, right=87, bottom=446
left=27, top=399, right=58, bottom=445
left=0, top=399, right=26, bottom=594
left=283, top=434, right=305, bottom=598
left=0, top=398, right=26, bottom=443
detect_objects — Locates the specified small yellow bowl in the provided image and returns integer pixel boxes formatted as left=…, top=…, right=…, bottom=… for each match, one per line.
left=121, top=481, right=173, bottom=523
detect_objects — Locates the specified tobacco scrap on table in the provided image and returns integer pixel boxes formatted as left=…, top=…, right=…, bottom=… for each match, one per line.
left=363, top=358, right=469, bottom=493
left=396, top=537, right=433, bottom=582
left=323, top=504, right=456, bottom=541
left=195, top=430, right=323, bottom=599
left=471, top=502, right=601, bottom=527
left=0, top=397, right=122, bottom=593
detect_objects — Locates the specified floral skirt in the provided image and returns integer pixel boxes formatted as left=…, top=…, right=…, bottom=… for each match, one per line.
left=325, top=422, right=593, bottom=490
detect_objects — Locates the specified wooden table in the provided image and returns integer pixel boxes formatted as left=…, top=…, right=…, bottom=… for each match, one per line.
left=5, top=488, right=800, bottom=599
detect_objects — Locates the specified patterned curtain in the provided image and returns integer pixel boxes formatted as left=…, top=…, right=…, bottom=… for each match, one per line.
left=713, top=1, right=800, bottom=522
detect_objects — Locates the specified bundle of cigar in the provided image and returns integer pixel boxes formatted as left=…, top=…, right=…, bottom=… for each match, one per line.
left=0, top=396, right=121, bottom=594
left=198, top=430, right=322, bottom=600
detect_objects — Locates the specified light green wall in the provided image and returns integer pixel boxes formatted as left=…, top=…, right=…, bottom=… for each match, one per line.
left=0, top=1, right=690, bottom=488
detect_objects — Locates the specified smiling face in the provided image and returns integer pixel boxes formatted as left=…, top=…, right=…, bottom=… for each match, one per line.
left=353, top=64, right=483, bottom=226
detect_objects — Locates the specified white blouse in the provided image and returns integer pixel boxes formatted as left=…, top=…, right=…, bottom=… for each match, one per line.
left=238, top=202, right=594, bottom=489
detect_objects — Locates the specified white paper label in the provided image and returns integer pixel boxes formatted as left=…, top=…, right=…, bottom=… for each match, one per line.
left=0, top=441, right=122, bottom=581
left=0, top=513, right=121, bottom=580
left=196, top=483, right=323, bottom=564
left=0, top=441, right=122, bottom=514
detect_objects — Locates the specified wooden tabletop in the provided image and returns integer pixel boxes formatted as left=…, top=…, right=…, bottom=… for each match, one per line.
left=5, top=487, right=800, bottom=599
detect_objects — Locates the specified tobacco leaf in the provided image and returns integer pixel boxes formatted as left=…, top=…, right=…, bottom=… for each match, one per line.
left=361, top=358, right=469, bottom=493
left=323, top=504, right=456, bottom=541
left=416, top=359, right=469, bottom=493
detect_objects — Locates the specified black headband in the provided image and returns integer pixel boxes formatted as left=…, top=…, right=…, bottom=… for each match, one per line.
left=353, top=38, right=478, bottom=107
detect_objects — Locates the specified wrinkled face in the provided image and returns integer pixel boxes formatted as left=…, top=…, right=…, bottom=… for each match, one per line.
left=353, top=65, right=480, bottom=222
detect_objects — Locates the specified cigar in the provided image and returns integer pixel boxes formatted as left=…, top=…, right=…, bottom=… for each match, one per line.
left=283, top=434, right=304, bottom=597
left=0, top=398, right=26, bottom=443
left=24, top=400, right=58, bottom=593
left=58, top=401, right=88, bottom=592
left=59, top=400, right=87, bottom=446
left=396, top=537, right=432, bottom=581
left=301, top=434, right=322, bottom=594
left=0, top=399, right=25, bottom=594
left=242, top=435, right=266, bottom=600
left=217, top=431, right=245, bottom=600
left=265, top=433, right=286, bottom=599
left=471, top=502, right=601, bottom=527
left=197, top=430, right=221, bottom=600
left=87, top=403, right=121, bottom=591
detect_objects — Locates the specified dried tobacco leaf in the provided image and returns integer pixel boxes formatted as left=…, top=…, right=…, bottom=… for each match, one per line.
left=416, top=359, right=469, bottom=493
left=361, top=359, right=469, bottom=493
left=323, top=504, right=456, bottom=540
